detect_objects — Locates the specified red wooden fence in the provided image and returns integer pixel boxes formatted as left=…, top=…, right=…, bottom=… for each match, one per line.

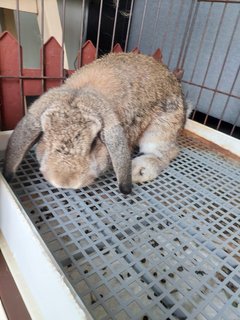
left=0, top=31, right=182, bottom=131
left=0, top=32, right=23, bottom=130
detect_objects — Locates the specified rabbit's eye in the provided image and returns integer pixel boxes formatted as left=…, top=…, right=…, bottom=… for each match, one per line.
left=55, top=147, right=70, bottom=155
left=90, top=132, right=101, bottom=152
left=74, top=133, right=81, bottom=140
left=90, top=137, right=98, bottom=152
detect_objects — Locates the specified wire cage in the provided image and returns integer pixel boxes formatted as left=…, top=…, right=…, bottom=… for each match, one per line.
left=0, top=1, right=240, bottom=320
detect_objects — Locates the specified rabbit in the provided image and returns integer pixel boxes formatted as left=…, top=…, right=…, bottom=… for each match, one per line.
left=3, top=52, right=189, bottom=194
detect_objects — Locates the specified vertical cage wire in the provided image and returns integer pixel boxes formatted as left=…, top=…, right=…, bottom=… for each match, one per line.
left=185, top=3, right=213, bottom=104
left=203, top=9, right=240, bottom=125
left=230, top=107, right=240, bottom=136
left=150, top=0, right=163, bottom=53
left=217, top=64, right=240, bottom=131
left=160, top=1, right=174, bottom=51
left=167, top=0, right=184, bottom=66
left=111, top=0, right=120, bottom=51
left=96, top=0, right=104, bottom=58
left=124, top=0, right=135, bottom=52
left=0, top=0, right=239, bottom=137
left=40, top=0, right=45, bottom=93
left=192, top=3, right=228, bottom=120
left=179, top=1, right=240, bottom=137
left=15, top=0, right=24, bottom=114
left=179, top=2, right=200, bottom=70
left=176, top=0, right=196, bottom=68
left=61, top=0, right=66, bottom=80
left=77, top=0, right=86, bottom=68
left=136, top=0, right=148, bottom=48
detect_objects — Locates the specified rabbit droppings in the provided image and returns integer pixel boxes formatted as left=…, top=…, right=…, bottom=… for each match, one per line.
left=3, top=53, right=189, bottom=194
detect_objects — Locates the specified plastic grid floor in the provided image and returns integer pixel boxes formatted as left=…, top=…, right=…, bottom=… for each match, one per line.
left=2, top=134, right=240, bottom=320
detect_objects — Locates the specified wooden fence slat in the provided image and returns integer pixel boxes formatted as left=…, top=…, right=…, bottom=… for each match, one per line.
left=0, top=31, right=176, bottom=130
left=42, top=37, right=62, bottom=91
left=23, top=69, right=42, bottom=96
left=78, top=40, right=96, bottom=67
left=113, top=43, right=123, bottom=53
left=0, top=31, right=24, bottom=130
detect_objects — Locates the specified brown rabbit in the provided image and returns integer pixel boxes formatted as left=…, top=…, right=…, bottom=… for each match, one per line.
left=3, top=53, right=189, bottom=194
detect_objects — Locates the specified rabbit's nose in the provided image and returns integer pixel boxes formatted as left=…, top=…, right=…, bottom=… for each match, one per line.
left=40, top=167, right=95, bottom=189
left=41, top=169, right=58, bottom=186
left=41, top=169, right=48, bottom=181
left=41, top=169, right=71, bottom=188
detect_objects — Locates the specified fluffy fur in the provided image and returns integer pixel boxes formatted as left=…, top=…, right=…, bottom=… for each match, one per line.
left=4, top=53, right=189, bottom=194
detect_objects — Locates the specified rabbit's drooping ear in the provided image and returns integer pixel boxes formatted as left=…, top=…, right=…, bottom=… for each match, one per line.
left=3, top=112, right=42, bottom=181
left=101, top=124, right=132, bottom=194
left=3, top=86, right=75, bottom=182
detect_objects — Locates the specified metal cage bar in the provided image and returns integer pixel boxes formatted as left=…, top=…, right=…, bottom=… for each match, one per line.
left=185, top=2, right=213, bottom=103
left=217, top=63, right=240, bottom=131
left=15, top=0, right=24, bottom=114
left=167, top=1, right=184, bottom=67
left=124, top=0, right=135, bottom=52
left=0, top=0, right=239, bottom=134
left=150, top=0, right=163, bottom=53
left=77, top=0, right=86, bottom=68
left=203, top=9, right=240, bottom=125
left=111, top=0, right=120, bottom=52
left=61, top=0, right=66, bottom=80
left=176, top=0, right=196, bottom=68
left=182, top=0, right=240, bottom=137
left=160, top=1, right=174, bottom=51
left=95, top=0, right=104, bottom=58
left=136, top=0, right=148, bottom=48
left=198, top=0, right=240, bottom=3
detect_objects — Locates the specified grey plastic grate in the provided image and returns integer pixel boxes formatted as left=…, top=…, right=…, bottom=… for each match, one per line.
left=2, top=134, right=240, bottom=320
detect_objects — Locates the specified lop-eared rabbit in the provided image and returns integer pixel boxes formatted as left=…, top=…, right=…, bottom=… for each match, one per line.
left=3, top=53, right=189, bottom=194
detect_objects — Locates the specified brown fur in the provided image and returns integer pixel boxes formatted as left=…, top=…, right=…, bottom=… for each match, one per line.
left=3, top=53, right=188, bottom=194
left=66, top=53, right=185, bottom=144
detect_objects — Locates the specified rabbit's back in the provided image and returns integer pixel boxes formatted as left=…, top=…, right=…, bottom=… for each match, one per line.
left=66, top=53, right=183, bottom=112
left=66, top=53, right=185, bottom=146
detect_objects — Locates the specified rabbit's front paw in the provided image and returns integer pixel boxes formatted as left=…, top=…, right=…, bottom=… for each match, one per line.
left=132, top=156, right=159, bottom=184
